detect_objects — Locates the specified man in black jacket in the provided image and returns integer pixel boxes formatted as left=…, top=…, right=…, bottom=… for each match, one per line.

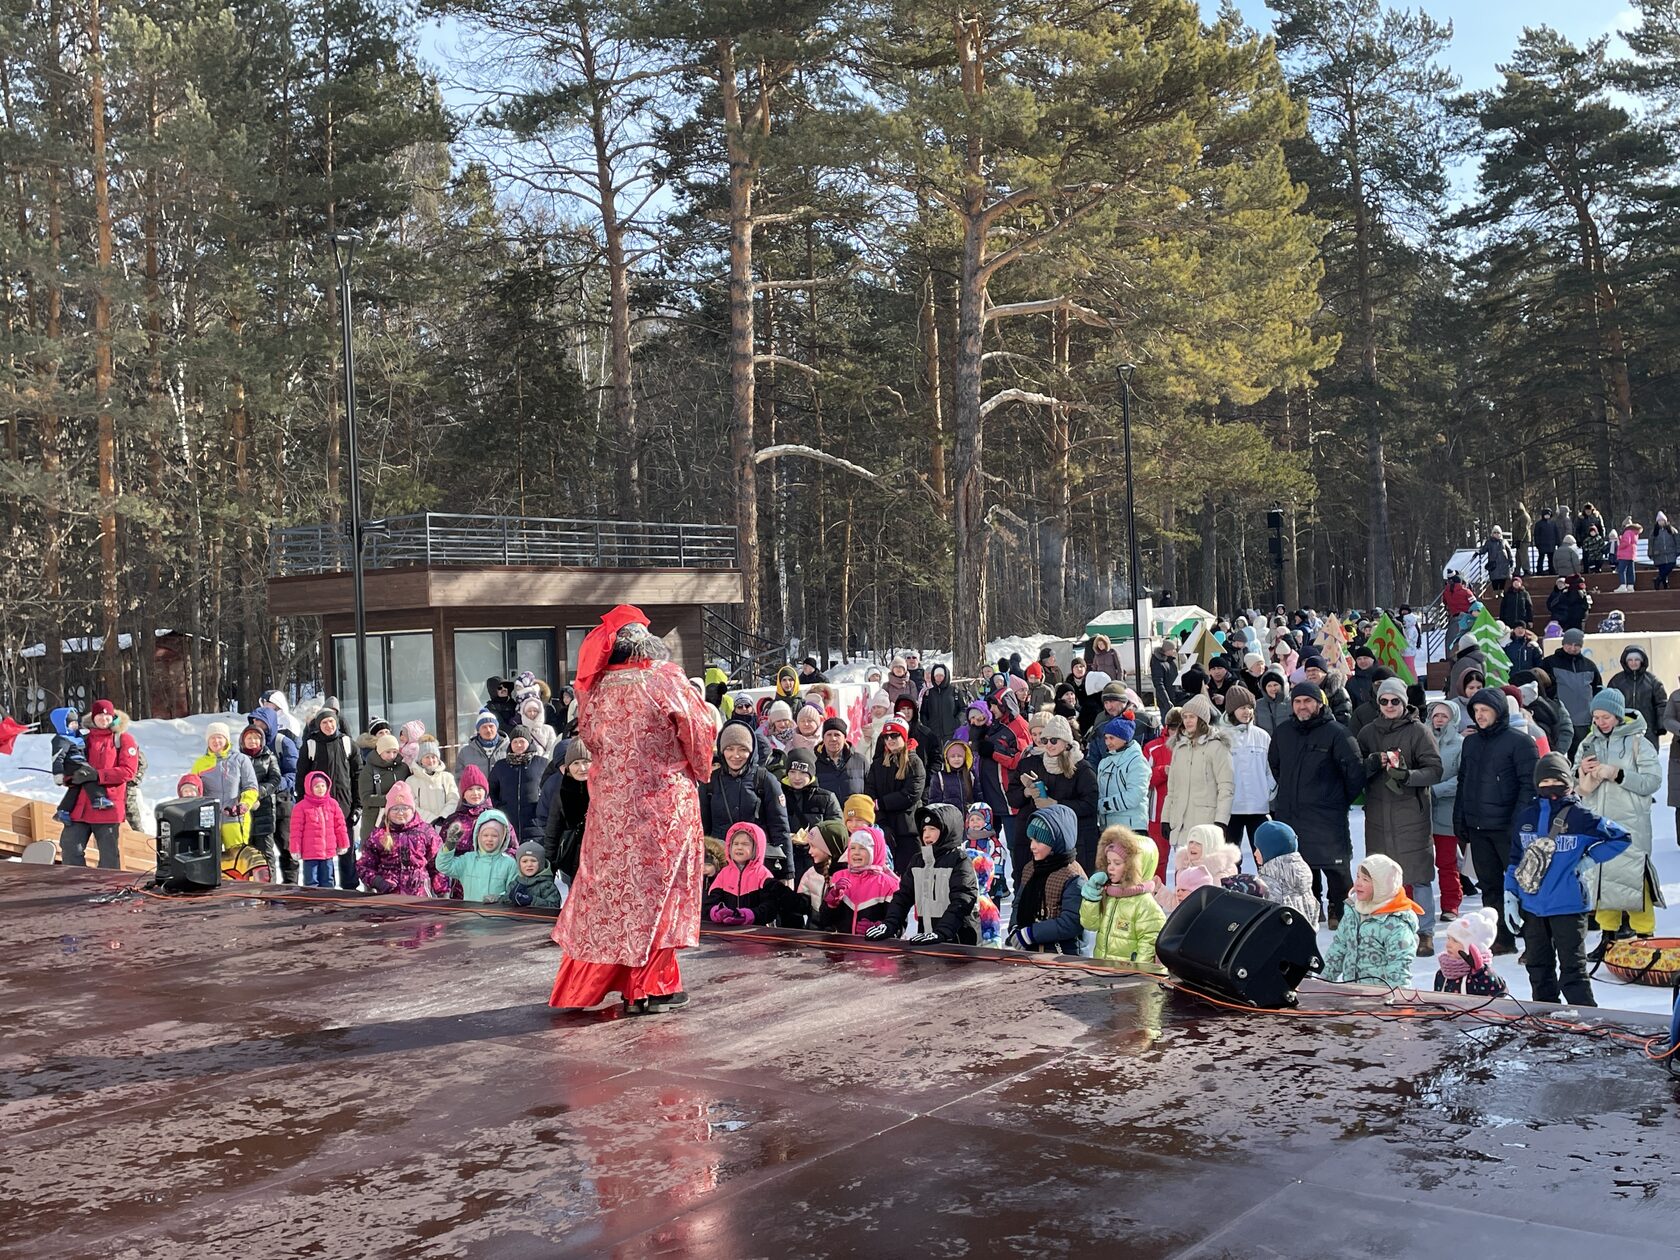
left=1268, top=682, right=1365, bottom=928
left=1150, top=641, right=1182, bottom=709
left=1534, top=507, right=1562, bottom=574
left=1453, top=686, right=1538, bottom=954
left=866, top=803, right=980, bottom=944
left=1541, top=628, right=1602, bottom=749
left=1301, top=656, right=1354, bottom=727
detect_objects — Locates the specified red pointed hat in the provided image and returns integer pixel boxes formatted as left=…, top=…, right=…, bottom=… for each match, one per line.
left=573, top=604, right=650, bottom=694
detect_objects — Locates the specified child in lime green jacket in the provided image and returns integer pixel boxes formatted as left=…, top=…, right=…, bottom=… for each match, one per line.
left=435, top=809, right=518, bottom=903
left=1080, top=826, right=1167, bottom=971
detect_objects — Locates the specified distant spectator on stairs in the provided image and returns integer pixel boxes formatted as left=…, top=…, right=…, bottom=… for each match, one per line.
left=1650, top=511, right=1678, bottom=589
left=1480, top=527, right=1515, bottom=594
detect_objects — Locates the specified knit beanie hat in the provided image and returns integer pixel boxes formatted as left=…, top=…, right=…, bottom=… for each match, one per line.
left=766, top=700, right=794, bottom=724
left=1243, top=652, right=1265, bottom=670
left=1289, top=681, right=1324, bottom=704
left=822, top=716, right=849, bottom=736
left=1100, top=716, right=1135, bottom=743
left=880, top=718, right=910, bottom=741
left=1353, top=642, right=1376, bottom=661
left=206, top=720, right=231, bottom=747
left=1535, top=751, right=1573, bottom=789
left=1041, top=714, right=1076, bottom=745
left=515, top=841, right=546, bottom=867
left=1589, top=688, right=1625, bottom=719
left=1302, top=655, right=1328, bottom=673
left=1025, top=662, right=1044, bottom=681
left=718, top=723, right=754, bottom=752
left=564, top=739, right=591, bottom=767
left=1253, top=820, right=1298, bottom=864
left=1377, top=677, right=1408, bottom=701
left=508, top=725, right=533, bottom=747
left=383, top=781, right=416, bottom=815
left=785, top=746, right=818, bottom=776
left=1084, top=670, right=1112, bottom=696
left=1562, top=628, right=1586, bottom=646
left=475, top=709, right=499, bottom=734
left=966, top=700, right=991, bottom=721
left=457, top=764, right=489, bottom=794
left=1447, top=906, right=1499, bottom=953
left=843, top=793, right=876, bottom=824
left=417, top=739, right=441, bottom=763
left=1223, top=685, right=1255, bottom=713
left=375, top=731, right=400, bottom=756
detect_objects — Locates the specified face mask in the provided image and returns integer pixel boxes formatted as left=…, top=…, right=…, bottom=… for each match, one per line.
left=1537, top=783, right=1568, bottom=800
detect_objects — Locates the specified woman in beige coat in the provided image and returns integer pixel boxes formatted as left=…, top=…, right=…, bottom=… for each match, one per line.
left=1163, top=695, right=1234, bottom=848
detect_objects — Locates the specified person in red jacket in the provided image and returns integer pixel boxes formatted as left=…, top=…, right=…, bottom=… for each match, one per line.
left=60, top=698, right=139, bottom=868
left=1142, top=706, right=1181, bottom=877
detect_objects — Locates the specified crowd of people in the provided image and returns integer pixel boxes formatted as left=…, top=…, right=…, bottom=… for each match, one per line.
left=38, top=525, right=1678, bottom=1010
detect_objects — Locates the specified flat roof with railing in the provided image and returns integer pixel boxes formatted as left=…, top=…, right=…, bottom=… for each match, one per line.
left=270, top=513, right=739, bottom=577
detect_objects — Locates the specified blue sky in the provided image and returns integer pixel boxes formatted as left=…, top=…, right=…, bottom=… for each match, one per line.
left=1209, top=1, right=1640, bottom=90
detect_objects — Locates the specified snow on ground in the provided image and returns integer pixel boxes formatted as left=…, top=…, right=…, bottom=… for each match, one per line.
left=1340, top=757, right=1680, bottom=1018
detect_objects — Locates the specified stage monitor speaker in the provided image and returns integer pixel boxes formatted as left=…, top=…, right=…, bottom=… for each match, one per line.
left=154, top=797, right=223, bottom=893
left=1156, top=885, right=1322, bottom=1008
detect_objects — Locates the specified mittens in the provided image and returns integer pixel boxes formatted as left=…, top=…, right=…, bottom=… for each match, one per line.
left=1081, top=873, right=1107, bottom=902
left=736, top=908, right=755, bottom=925
left=1503, top=890, right=1523, bottom=936
left=708, top=904, right=733, bottom=924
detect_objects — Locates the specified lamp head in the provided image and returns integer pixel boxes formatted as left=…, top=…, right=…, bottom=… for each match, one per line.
left=330, top=229, right=362, bottom=274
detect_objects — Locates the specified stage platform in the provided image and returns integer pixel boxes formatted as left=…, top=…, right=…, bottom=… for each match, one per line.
left=3, top=865, right=1678, bottom=1259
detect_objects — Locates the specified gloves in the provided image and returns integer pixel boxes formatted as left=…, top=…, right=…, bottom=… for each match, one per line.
left=1503, top=891, right=1523, bottom=936
left=1364, top=752, right=1384, bottom=776
left=971, top=730, right=994, bottom=757
left=864, top=922, right=890, bottom=939
left=906, top=931, right=939, bottom=944
left=1385, top=766, right=1408, bottom=785
left=1006, top=925, right=1034, bottom=949
left=71, top=762, right=101, bottom=785
left=230, top=803, right=249, bottom=817
left=1081, top=873, right=1108, bottom=902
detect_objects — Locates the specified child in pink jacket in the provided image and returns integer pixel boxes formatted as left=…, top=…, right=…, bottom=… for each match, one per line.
left=293, top=771, right=350, bottom=888
left=357, top=781, right=436, bottom=896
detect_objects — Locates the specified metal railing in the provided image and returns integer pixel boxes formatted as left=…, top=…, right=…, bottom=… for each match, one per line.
left=270, top=513, right=739, bottom=576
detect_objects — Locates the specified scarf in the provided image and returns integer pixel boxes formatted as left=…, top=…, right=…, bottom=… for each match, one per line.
left=1015, top=851, right=1071, bottom=926
left=1437, top=941, right=1487, bottom=980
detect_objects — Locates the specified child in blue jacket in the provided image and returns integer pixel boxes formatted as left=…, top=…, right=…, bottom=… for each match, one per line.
left=1504, top=751, right=1630, bottom=1007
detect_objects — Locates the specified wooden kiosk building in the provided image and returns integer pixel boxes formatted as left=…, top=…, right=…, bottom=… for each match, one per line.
left=267, top=513, right=745, bottom=742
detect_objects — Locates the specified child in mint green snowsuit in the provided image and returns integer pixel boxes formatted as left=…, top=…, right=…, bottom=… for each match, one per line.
left=436, top=809, right=518, bottom=903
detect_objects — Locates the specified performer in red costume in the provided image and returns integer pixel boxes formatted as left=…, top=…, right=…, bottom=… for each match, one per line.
left=549, top=605, right=717, bottom=1013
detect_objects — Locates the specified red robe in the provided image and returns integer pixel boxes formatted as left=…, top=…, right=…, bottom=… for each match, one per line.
left=550, top=659, right=715, bottom=978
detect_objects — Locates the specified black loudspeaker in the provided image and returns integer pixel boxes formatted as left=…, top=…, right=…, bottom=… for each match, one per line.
left=1156, top=885, right=1322, bottom=1008
left=153, top=797, right=223, bottom=893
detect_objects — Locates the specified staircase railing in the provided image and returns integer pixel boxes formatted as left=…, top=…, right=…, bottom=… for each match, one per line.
left=702, top=607, right=787, bottom=685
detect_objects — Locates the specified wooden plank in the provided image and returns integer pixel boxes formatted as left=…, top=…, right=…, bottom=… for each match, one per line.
left=0, top=790, right=154, bottom=872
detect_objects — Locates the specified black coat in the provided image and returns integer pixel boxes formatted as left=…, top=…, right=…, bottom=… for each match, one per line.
left=700, top=761, right=792, bottom=858
left=244, top=745, right=283, bottom=840
left=783, top=782, right=841, bottom=834
left=879, top=804, right=980, bottom=943
left=1499, top=587, right=1533, bottom=628
left=1535, top=517, right=1562, bottom=554
left=1453, top=689, right=1538, bottom=832
left=489, top=752, right=550, bottom=844
left=1151, top=652, right=1183, bottom=707
left=814, top=744, right=867, bottom=801
left=920, top=674, right=962, bottom=748
left=1267, top=708, right=1364, bottom=866
left=1007, top=753, right=1101, bottom=870
left=865, top=751, right=927, bottom=866
left=295, top=718, right=360, bottom=825
left=542, top=774, right=590, bottom=879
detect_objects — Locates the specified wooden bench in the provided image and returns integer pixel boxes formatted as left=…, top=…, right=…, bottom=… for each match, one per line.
left=0, top=790, right=156, bottom=871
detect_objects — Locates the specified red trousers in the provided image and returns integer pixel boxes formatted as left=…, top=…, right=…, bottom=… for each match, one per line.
left=550, top=948, right=682, bottom=1009
left=1432, top=834, right=1463, bottom=915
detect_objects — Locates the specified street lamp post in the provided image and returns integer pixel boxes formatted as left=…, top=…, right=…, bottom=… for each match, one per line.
left=330, top=230, right=369, bottom=735
left=1116, top=365, right=1144, bottom=698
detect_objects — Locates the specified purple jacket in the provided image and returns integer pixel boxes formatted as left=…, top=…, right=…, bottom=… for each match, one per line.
left=357, top=817, right=437, bottom=896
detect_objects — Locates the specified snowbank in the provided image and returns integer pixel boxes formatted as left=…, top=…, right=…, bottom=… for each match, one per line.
left=1, top=712, right=256, bottom=837
left=824, top=633, right=1069, bottom=685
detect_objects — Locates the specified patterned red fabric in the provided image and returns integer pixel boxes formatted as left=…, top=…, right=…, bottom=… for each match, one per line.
left=550, top=659, right=716, bottom=971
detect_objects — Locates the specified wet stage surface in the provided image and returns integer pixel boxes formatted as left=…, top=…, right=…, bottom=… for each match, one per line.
left=3, top=865, right=1678, bottom=1259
